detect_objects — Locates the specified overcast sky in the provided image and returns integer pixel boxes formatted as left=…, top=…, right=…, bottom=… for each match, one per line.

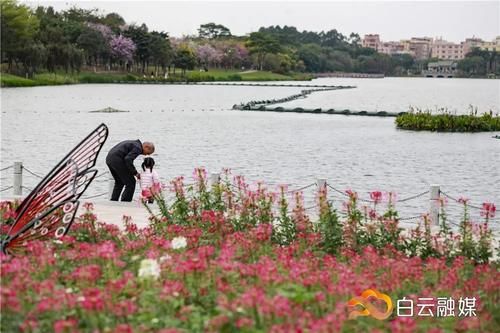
left=24, top=1, right=500, bottom=42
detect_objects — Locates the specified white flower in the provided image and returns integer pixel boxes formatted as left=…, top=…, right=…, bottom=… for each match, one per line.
left=159, top=254, right=172, bottom=263
left=171, top=236, right=187, bottom=250
left=138, top=258, right=161, bottom=279
left=131, top=255, right=141, bottom=261
left=65, top=288, right=73, bottom=294
left=151, top=318, right=159, bottom=324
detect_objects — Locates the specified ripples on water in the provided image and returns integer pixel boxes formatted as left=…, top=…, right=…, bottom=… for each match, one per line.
left=1, top=78, right=499, bottom=226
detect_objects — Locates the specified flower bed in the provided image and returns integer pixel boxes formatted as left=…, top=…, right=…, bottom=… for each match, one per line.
left=1, top=169, right=499, bottom=332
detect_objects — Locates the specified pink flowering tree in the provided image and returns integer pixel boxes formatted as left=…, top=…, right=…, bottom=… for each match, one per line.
left=110, top=35, right=136, bottom=69
left=196, top=44, right=219, bottom=68
left=87, top=22, right=114, bottom=41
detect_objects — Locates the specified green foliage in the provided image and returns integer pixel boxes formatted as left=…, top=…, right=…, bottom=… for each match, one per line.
left=198, top=22, right=232, bottom=39
left=1, top=0, right=39, bottom=64
left=395, top=107, right=500, bottom=132
left=1, top=2, right=421, bottom=78
left=458, top=47, right=500, bottom=76
left=246, top=32, right=281, bottom=70
left=227, top=73, right=242, bottom=81
left=149, top=31, right=173, bottom=71
left=174, top=46, right=197, bottom=75
left=0, top=72, right=77, bottom=86
left=76, top=26, right=108, bottom=64
left=317, top=201, right=343, bottom=254
left=0, top=73, right=36, bottom=87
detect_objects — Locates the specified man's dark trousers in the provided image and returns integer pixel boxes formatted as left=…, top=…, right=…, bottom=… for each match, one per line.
left=107, top=158, right=136, bottom=201
left=106, top=139, right=143, bottom=202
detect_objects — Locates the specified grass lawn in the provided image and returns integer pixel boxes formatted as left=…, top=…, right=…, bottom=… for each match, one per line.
left=1, top=69, right=312, bottom=87
left=0, top=73, right=38, bottom=87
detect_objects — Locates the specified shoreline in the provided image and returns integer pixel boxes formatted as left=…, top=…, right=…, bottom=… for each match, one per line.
left=2, top=71, right=497, bottom=88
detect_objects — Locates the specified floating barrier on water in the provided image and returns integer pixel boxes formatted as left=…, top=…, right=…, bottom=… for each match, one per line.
left=232, top=86, right=356, bottom=111
left=235, top=106, right=405, bottom=117
left=313, top=72, right=385, bottom=79
left=89, top=107, right=129, bottom=113
left=103, top=80, right=356, bottom=88
left=231, top=84, right=403, bottom=117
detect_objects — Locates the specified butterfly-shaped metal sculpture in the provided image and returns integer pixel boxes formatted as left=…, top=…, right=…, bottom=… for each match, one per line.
left=1, top=124, right=108, bottom=255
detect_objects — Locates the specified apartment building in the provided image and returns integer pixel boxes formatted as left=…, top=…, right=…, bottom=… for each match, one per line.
left=362, top=34, right=499, bottom=60
left=362, top=34, right=380, bottom=49
left=431, top=38, right=464, bottom=60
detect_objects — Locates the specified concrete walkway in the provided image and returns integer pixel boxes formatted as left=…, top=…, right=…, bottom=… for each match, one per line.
left=84, top=200, right=156, bottom=229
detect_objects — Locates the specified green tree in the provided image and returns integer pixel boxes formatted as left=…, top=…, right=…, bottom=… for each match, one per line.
left=465, top=47, right=498, bottom=74
left=320, top=29, right=347, bottom=48
left=390, top=53, right=414, bottom=75
left=297, top=44, right=325, bottom=72
left=1, top=0, right=39, bottom=68
left=174, top=46, right=196, bottom=76
left=150, top=31, right=173, bottom=75
left=198, top=23, right=231, bottom=39
left=355, top=54, right=392, bottom=74
left=458, top=56, right=486, bottom=76
left=102, top=12, right=125, bottom=33
left=246, top=32, right=281, bottom=70
left=18, top=42, right=46, bottom=77
left=348, top=32, right=361, bottom=46
left=76, top=26, right=108, bottom=67
left=124, top=24, right=152, bottom=73
left=61, top=6, right=100, bottom=23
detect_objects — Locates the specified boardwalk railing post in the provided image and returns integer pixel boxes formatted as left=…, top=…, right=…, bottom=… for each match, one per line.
left=430, top=184, right=440, bottom=226
left=209, top=173, right=220, bottom=189
left=13, top=162, right=22, bottom=196
left=316, top=178, right=327, bottom=214
left=316, top=178, right=326, bottom=191
left=108, top=174, right=114, bottom=200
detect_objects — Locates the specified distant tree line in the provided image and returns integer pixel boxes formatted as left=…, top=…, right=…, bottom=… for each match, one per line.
left=1, top=0, right=498, bottom=78
left=457, top=48, right=500, bottom=77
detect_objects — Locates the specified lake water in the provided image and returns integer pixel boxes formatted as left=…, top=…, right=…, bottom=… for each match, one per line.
left=276, top=77, right=500, bottom=113
left=1, top=78, right=499, bottom=226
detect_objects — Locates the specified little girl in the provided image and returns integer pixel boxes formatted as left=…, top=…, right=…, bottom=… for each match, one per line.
left=139, top=157, right=161, bottom=203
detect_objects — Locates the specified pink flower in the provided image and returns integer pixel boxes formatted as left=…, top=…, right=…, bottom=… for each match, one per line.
left=370, top=191, right=383, bottom=204
left=96, top=241, right=119, bottom=260
left=480, top=202, right=496, bottom=219
left=235, top=317, right=253, bottom=328
left=80, top=288, right=105, bottom=311
left=113, top=323, right=134, bottom=332
left=83, top=202, right=94, bottom=211
left=193, top=167, right=207, bottom=182
left=252, top=223, right=273, bottom=242
left=2, top=209, right=16, bottom=220
left=458, top=197, right=470, bottom=205
left=54, top=318, right=78, bottom=333
left=71, top=264, right=101, bottom=283
left=346, top=189, right=358, bottom=200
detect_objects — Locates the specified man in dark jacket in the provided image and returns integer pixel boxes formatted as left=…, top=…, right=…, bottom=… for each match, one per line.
left=106, top=140, right=155, bottom=201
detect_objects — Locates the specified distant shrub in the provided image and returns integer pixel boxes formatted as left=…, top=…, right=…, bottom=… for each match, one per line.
left=187, top=73, right=215, bottom=82
left=124, top=74, right=137, bottom=81
left=0, top=74, right=36, bottom=87
left=396, top=107, right=500, bottom=132
left=227, top=74, right=242, bottom=81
